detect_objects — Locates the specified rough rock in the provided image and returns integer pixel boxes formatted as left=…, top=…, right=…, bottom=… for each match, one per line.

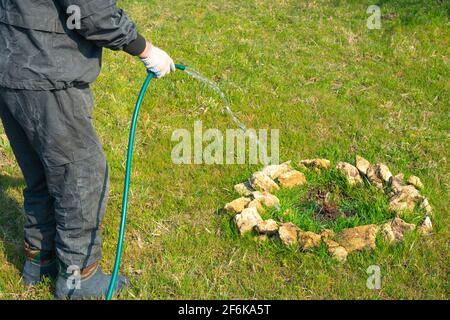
left=392, top=216, right=415, bottom=232
left=366, top=163, right=392, bottom=189
left=320, top=229, right=335, bottom=239
left=408, top=175, right=424, bottom=190
left=381, top=217, right=416, bottom=243
left=419, top=197, right=433, bottom=216
left=224, top=197, right=251, bottom=214
left=336, top=162, right=363, bottom=185
left=277, top=170, right=306, bottom=188
left=366, top=165, right=384, bottom=189
left=389, top=173, right=405, bottom=194
left=262, top=161, right=292, bottom=179
left=250, top=172, right=280, bottom=193
left=298, top=231, right=322, bottom=250
left=377, top=163, right=393, bottom=183
left=337, top=224, right=379, bottom=253
left=234, top=181, right=254, bottom=197
left=247, top=199, right=265, bottom=214
left=234, top=207, right=262, bottom=235
left=299, top=159, right=331, bottom=170
left=324, top=239, right=348, bottom=262
left=418, top=216, right=433, bottom=235
left=251, top=191, right=280, bottom=208
left=355, top=155, right=370, bottom=175
left=255, top=219, right=279, bottom=235
left=278, top=223, right=299, bottom=246
left=389, top=185, right=421, bottom=214
left=380, top=223, right=396, bottom=243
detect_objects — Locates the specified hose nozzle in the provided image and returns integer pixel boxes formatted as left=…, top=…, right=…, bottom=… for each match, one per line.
left=175, top=63, right=186, bottom=71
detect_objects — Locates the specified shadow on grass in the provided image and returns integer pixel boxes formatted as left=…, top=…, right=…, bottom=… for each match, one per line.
left=0, top=173, right=26, bottom=271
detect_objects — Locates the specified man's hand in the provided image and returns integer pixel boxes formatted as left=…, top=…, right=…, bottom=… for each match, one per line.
left=139, top=42, right=175, bottom=78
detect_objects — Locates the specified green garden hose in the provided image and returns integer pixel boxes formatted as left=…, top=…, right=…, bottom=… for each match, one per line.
left=106, top=64, right=186, bottom=300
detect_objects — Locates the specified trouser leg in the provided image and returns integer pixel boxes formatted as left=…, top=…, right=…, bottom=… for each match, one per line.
left=48, top=151, right=109, bottom=269
left=0, top=94, right=55, bottom=252
left=0, top=86, right=108, bottom=269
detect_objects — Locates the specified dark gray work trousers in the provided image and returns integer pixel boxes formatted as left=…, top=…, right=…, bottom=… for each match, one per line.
left=0, top=85, right=109, bottom=269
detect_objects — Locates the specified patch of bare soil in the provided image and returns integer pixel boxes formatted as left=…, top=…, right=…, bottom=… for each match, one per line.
left=305, top=188, right=355, bottom=222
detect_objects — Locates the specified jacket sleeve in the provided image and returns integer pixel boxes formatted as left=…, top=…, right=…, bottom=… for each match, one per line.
left=56, top=0, right=146, bottom=55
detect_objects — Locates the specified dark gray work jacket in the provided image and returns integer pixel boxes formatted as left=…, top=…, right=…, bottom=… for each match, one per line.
left=0, top=0, right=145, bottom=90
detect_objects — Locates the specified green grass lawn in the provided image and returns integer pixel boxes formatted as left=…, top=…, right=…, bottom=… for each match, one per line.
left=0, top=0, right=449, bottom=299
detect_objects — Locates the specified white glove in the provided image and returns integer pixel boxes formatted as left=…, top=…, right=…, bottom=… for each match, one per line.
left=140, top=45, right=175, bottom=78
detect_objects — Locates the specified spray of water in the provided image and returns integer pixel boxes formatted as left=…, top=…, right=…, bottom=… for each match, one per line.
left=184, top=67, right=267, bottom=148
left=184, top=68, right=246, bottom=129
left=184, top=67, right=280, bottom=211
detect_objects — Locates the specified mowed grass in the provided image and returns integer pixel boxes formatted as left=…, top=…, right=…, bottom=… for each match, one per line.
left=0, top=0, right=449, bottom=299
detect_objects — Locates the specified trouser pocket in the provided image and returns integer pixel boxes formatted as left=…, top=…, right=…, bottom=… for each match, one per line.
left=73, top=85, right=94, bottom=120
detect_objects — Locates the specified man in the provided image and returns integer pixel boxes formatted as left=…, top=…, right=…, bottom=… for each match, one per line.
left=0, top=0, right=174, bottom=299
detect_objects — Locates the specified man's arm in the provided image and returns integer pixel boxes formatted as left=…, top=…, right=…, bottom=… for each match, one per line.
left=56, top=0, right=175, bottom=77
left=56, top=0, right=145, bottom=55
